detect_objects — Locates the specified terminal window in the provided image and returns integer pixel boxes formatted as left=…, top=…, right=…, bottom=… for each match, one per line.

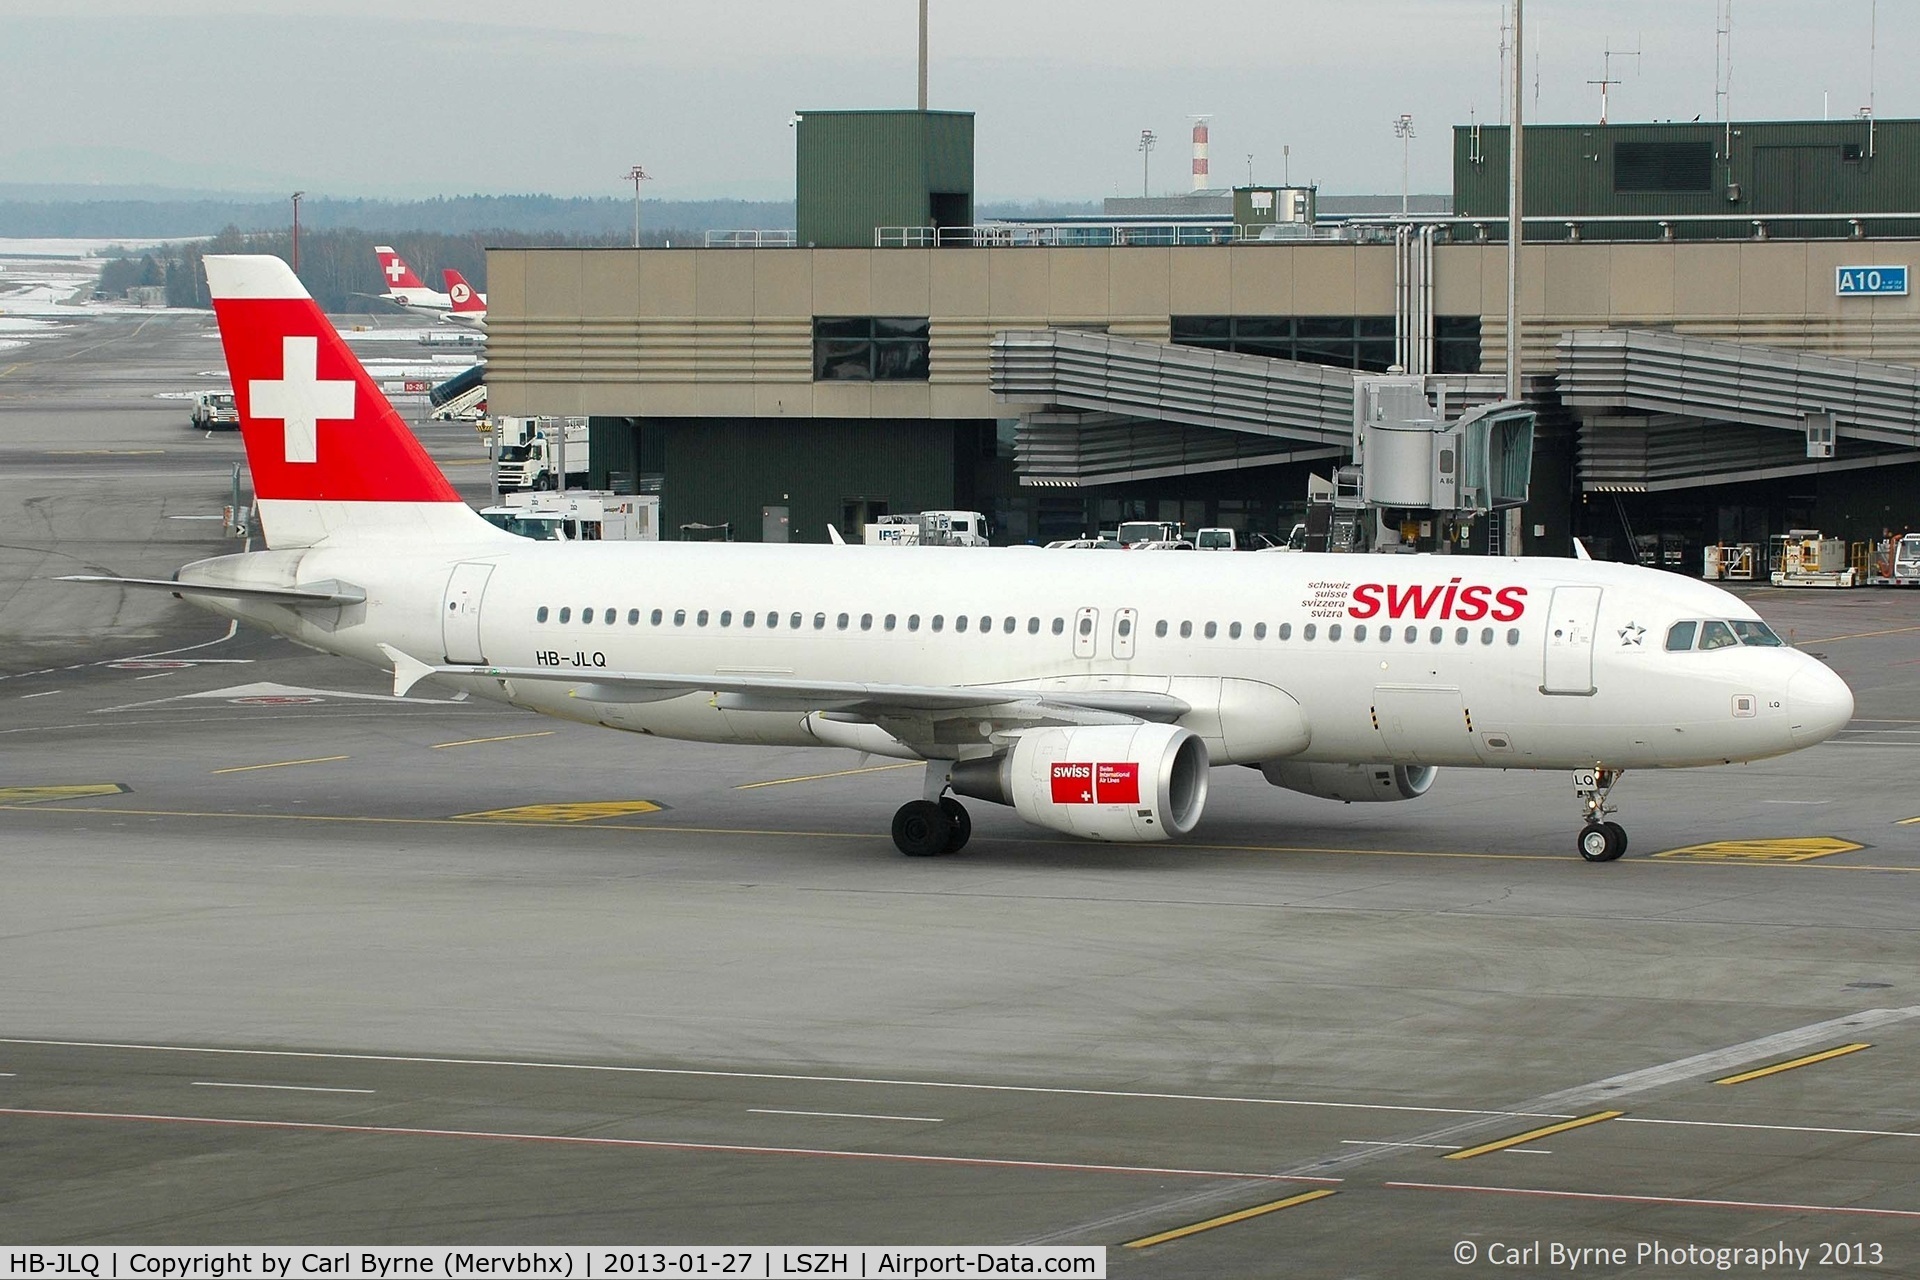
left=813, top=317, right=931, bottom=381
left=1614, top=141, right=1714, bottom=193
left=1173, top=315, right=1481, bottom=375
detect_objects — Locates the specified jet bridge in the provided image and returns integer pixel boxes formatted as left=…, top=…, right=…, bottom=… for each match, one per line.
left=1556, top=329, right=1920, bottom=491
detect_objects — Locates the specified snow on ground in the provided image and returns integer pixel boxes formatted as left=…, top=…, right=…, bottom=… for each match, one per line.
left=0, top=237, right=207, bottom=259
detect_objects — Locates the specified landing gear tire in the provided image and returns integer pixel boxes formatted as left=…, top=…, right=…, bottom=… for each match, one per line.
left=938, top=796, right=972, bottom=853
left=892, top=799, right=953, bottom=857
left=1577, top=821, right=1626, bottom=863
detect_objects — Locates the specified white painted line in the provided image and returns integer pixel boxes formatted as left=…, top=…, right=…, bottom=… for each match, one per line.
left=1761, top=799, right=1830, bottom=805
left=0, top=1038, right=1564, bottom=1121
left=749, top=1108, right=943, bottom=1123
left=134, top=672, right=179, bottom=681
left=0, top=1106, right=1328, bottom=1184
left=1526, top=1005, right=1920, bottom=1112
left=1387, top=1179, right=1920, bottom=1220
left=1622, top=1117, right=1920, bottom=1141
left=191, top=1082, right=375, bottom=1095
left=19, top=690, right=62, bottom=699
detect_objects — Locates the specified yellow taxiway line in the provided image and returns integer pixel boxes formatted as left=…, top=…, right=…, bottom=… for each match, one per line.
left=1714, top=1043, right=1870, bottom=1086
left=735, top=761, right=920, bottom=790
left=430, top=730, right=556, bottom=750
left=1123, top=1188, right=1338, bottom=1249
left=209, top=755, right=349, bottom=775
left=1445, top=1110, right=1624, bottom=1161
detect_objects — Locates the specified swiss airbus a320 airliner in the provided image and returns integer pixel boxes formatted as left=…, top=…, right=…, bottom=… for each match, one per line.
left=70, top=256, right=1854, bottom=861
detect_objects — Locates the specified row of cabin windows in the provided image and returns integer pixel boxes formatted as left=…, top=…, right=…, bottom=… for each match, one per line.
left=1156, top=619, right=1523, bottom=646
left=531, top=605, right=1522, bottom=647
left=534, top=605, right=1071, bottom=635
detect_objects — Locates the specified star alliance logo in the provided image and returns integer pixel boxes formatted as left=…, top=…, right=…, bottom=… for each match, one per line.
left=1618, top=622, right=1645, bottom=646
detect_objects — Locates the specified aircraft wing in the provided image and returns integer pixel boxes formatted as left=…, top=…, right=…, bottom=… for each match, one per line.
left=379, top=645, right=1188, bottom=727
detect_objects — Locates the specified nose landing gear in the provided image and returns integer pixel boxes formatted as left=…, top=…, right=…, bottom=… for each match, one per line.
left=1574, top=767, right=1627, bottom=862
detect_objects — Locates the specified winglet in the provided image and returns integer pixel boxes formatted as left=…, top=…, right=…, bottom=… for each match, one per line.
left=1572, top=537, right=1593, bottom=561
left=378, top=643, right=437, bottom=697
left=827, top=524, right=847, bottom=545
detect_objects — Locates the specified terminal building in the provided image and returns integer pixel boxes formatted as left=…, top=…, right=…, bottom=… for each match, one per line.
left=484, top=112, right=1920, bottom=562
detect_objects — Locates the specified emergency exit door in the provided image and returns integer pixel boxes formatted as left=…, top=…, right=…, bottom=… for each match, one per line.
left=1541, top=585, right=1601, bottom=695
left=442, top=562, right=494, bottom=664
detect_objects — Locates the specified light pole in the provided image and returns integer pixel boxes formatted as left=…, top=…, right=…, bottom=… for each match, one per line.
left=290, top=191, right=303, bottom=273
left=1137, top=130, right=1156, bottom=197
left=1393, top=114, right=1415, bottom=216
left=624, top=165, right=652, bottom=248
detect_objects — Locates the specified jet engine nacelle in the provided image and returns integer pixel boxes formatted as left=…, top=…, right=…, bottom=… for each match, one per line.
left=1260, top=760, right=1436, bottom=803
left=951, top=723, right=1209, bottom=841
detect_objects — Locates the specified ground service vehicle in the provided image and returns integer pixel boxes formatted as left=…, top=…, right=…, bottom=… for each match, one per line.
left=494, top=417, right=589, bottom=491
left=864, top=511, right=990, bottom=547
left=190, top=390, right=238, bottom=429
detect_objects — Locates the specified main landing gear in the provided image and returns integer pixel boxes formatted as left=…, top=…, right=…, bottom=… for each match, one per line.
left=891, top=765, right=973, bottom=857
left=1574, top=767, right=1628, bottom=863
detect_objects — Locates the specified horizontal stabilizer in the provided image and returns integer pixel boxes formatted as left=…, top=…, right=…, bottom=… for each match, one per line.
left=377, top=644, right=438, bottom=698
left=57, top=575, right=366, bottom=606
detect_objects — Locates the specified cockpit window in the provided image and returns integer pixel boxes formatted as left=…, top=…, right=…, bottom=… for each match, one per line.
left=1730, top=620, right=1785, bottom=647
left=1665, top=621, right=1697, bottom=652
left=1697, top=620, right=1739, bottom=650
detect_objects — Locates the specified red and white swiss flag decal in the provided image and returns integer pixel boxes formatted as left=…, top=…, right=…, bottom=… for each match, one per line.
left=1051, top=762, right=1094, bottom=804
left=211, top=294, right=460, bottom=504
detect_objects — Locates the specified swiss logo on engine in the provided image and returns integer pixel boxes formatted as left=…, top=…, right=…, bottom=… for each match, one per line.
left=1095, top=762, right=1140, bottom=804
left=1051, top=762, right=1094, bottom=804
left=1051, top=762, right=1140, bottom=805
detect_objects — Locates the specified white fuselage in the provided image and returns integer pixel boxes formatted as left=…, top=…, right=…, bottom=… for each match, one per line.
left=178, top=536, right=1854, bottom=774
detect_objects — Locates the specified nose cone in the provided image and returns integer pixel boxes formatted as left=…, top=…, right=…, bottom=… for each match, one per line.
left=1788, top=662, right=1854, bottom=746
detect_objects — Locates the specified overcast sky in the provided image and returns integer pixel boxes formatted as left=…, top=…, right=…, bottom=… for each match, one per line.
left=1, top=0, right=1912, bottom=201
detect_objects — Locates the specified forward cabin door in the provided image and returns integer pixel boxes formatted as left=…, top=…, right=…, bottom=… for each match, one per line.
left=442, top=562, right=494, bottom=664
left=1541, top=585, right=1602, bottom=695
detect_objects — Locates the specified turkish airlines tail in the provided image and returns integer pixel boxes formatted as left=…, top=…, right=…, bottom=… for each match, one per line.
left=205, top=254, right=492, bottom=550
left=374, top=244, right=429, bottom=291
left=442, top=268, right=487, bottom=314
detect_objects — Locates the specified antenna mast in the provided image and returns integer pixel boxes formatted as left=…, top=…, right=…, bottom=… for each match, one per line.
left=1586, top=40, right=1640, bottom=125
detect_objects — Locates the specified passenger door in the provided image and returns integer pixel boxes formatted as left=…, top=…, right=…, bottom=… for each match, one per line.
left=442, top=562, right=494, bottom=664
left=1541, top=585, right=1602, bottom=695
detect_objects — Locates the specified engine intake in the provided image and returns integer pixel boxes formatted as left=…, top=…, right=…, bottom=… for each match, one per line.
left=1260, top=760, right=1436, bottom=803
left=951, top=723, right=1209, bottom=841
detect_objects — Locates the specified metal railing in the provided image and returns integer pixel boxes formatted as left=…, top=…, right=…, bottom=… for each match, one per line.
left=702, top=229, right=799, bottom=248
left=873, top=212, right=1920, bottom=248
left=873, top=222, right=1340, bottom=248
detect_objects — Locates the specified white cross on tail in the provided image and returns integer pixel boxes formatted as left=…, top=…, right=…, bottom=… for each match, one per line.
left=385, top=258, right=406, bottom=282
left=249, top=336, right=355, bottom=464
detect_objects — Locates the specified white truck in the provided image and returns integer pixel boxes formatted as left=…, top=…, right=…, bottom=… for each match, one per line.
left=863, top=510, right=990, bottom=547
left=479, top=491, right=659, bottom=542
left=1115, top=519, right=1183, bottom=547
left=493, top=417, right=589, bottom=491
left=190, top=390, right=239, bottom=430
